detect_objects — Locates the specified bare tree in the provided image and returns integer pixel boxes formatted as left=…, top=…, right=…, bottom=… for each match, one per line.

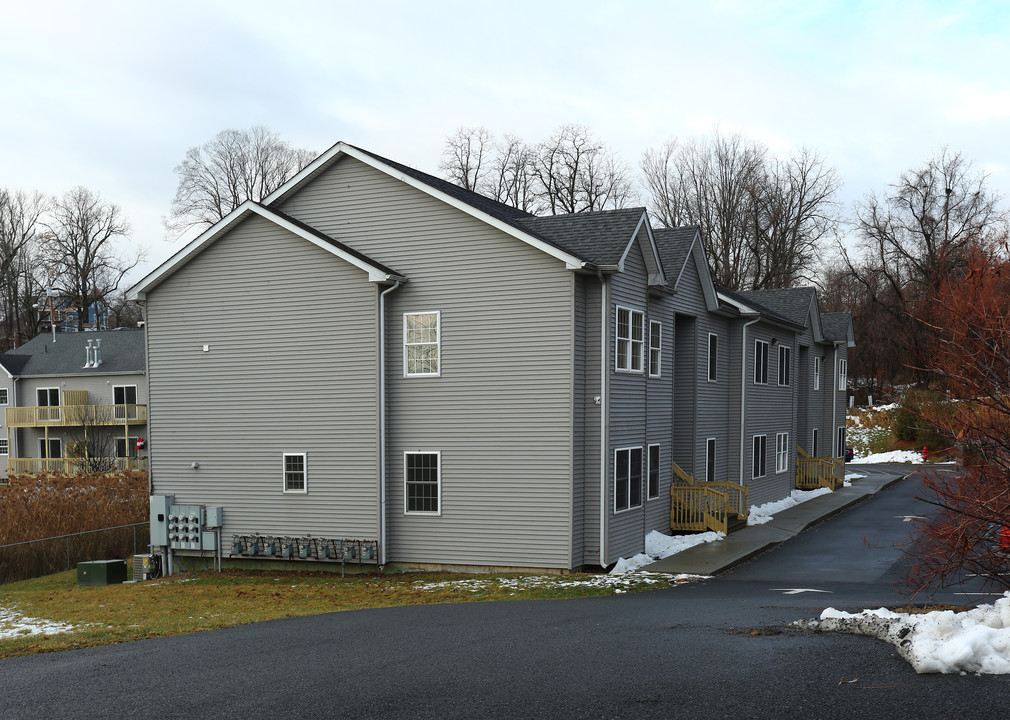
left=166, top=126, right=315, bottom=237
left=486, top=134, right=538, bottom=212
left=0, top=189, right=49, bottom=346
left=438, top=126, right=493, bottom=192
left=105, top=290, right=143, bottom=329
left=42, top=187, right=143, bottom=332
left=65, top=403, right=119, bottom=473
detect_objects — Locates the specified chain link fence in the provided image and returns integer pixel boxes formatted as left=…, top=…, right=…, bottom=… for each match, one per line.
left=0, top=522, right=149, bottom=584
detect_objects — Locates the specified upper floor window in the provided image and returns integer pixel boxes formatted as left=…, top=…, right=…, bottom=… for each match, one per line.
left=616, top=307, right=644, bottom=372
left=0, top=388, right=7, bottom=405
left=778, top=346, right=791, bottom=387
left=404, top=312, right=440, bottom=377
left=813, top=356, right=821, bottom=391
left=838, top=358, right=848, bottom=392
left=754, top=340, right=769, bottom=385
left=708, top=334, right=718, bottom=382
left=283, top=453, right=307, bottom=493
left=648, top=321, right=662, bottom=377
left=113, top=385, right=139, bottom=420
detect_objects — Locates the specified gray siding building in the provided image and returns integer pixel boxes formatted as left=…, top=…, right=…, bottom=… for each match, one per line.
left=129, top=142, right=852, bottom=571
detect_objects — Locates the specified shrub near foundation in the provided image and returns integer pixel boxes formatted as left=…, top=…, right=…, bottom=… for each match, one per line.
left=0, top=472, right=148, bottom=583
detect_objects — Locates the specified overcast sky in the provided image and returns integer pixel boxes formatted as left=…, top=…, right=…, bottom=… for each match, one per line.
left=2, top=0, right=1007, bottom=286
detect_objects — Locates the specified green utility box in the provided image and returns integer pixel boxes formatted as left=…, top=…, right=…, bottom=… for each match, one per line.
left=77, top=559, right=128, bottom=586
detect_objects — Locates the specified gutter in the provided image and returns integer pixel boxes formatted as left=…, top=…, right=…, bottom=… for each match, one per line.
left=739, top=317, right=760, bottom=483
left=378, top=281, right=403, bottom=567
left=599, top=271, right=609, bottom=567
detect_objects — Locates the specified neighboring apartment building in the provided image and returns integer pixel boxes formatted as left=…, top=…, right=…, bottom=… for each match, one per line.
left=128, top=142, right=852, bottom=572
left=0, top=330, right=148, bottom=475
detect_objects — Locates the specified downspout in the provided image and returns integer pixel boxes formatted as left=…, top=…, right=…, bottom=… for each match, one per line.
left=598, top=270, right=609, bottom=568
left=378, top=280, right=402, bottom=567
left=739, top=317, right=760, bottom=483
left=831, top=342, right=842, bottom=457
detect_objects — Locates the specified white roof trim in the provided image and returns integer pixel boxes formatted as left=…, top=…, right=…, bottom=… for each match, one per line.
left=128, top=202, right=397, bottom=299
left=717, top=291, right=760, bottom=316
left=263, top=142, right=589, bottom=271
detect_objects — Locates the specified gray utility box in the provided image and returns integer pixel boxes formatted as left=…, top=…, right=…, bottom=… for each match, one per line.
left=77, top=559, right=128, bottom=586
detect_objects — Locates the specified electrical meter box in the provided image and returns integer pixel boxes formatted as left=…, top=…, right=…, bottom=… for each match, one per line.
left=150, top=495, right=174, bottom=546
left=78, top=559, right=128, bottom=586
left=168, top=504, right=206, bottom=550
left=205, top=506, right=223, bottom=528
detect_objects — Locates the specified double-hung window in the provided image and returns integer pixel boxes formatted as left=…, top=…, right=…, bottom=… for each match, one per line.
left=648, top=321, right=662, bottom=377
left=775, top=432, right=789, bottom=473
left=752, top=435, right=767, bottom=478
left=813, top=357, right=821, bottom=391
left=616, top=307, right=644, bottom=372
left=754, top=341, right=769, bottom=384
left=614, top=447, right=643, bottom=512
left=837, top=427, right=846, bottom=459
left=708, top=334, right=718, bottom=382
left=0, top=388, right=7, bottom=405
left=778, top=346, right=791, bottom=386
left=405, top=451, right=440, bottom=514
left=404, top=312, right=440, bottom=377
left=647, top=444, right=660, bottom=500
left=283, top=453, right=307, bottom=493
left=838, top=358, right=848, bottom=392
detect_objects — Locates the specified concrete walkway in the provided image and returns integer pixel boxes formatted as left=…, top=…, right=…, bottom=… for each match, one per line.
left=643, top=465, right=915, bottom=576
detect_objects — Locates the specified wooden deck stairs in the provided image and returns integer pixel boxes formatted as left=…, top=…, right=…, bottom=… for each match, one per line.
left=669, top=462, right=749, bottom=535
left=795, top=448, right=843, bottom=491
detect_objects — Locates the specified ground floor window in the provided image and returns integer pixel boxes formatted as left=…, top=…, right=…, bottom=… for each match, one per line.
left=405, top=451, right=440, bottom=514
left=775, top=433, right=789, bottom=473
left=283, top=453, right=307, bottom=493
left=38, top=438, right=61, bottom=459
left=615, top=447, right=643, bottom=512
left=0, top=438, right=7, bottom=455
left=811, top=428, right=819, bottom=457
left=837, top=427, right=846, bottom=459
left=647, top=444, right=660, bottom=500
left=116, top=437, right=140, bottom=458
left=706, top=438, right=717, bottom=482
left=752, top=435, right=767, bottom=478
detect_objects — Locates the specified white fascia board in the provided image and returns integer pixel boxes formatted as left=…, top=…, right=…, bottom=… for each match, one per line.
left=717, top=291, right=759, bottom=316
left=265, top=142, right=589, bottom=271
left=128, top=201, right=395, bottom=300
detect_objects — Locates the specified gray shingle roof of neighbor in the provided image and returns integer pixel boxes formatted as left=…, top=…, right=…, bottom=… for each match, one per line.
left=821, top=312, right=853, bottom=342
left=516, top=208, right=647, bottom=266
left=0, top=353, right=30, bottom=376
left=716, top=285, right=802, bottom=327
left=652, top=226, right=699, bottom=288
left=736, top=288, right=818, bottom=327
left=2, top=329, right=145, bottom=376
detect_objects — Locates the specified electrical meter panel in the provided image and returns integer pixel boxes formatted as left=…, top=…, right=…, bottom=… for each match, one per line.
left=167, top=504, right=206, bottom=550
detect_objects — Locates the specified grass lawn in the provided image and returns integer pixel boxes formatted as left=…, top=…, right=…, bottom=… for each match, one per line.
left=0, top=566, right=698, bottom=658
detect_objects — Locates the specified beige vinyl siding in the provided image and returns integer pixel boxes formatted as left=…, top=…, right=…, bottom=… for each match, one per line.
left=579, top=277, right=602, bottom=566
left=145, top=214, right=381, bottom=539
left=278, top=156, right=576, bottom=569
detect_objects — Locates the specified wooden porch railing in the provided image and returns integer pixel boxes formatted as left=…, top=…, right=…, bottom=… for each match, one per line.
left=5, top=404, right=147, bottom=428
left=670, top=461, right=749, bottom=534
left=795, top=448, right=843, bottom=491
left=6, top=457, right=148, bottom=475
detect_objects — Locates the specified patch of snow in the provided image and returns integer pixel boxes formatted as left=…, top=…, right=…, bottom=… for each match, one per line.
left=412, top=571, right=705, bottom=592
left=747, top=488, right=834, bottom=525
left=609, top=531, right=724, bottom=574
left=845, top=472, right=866, bottom=481
left=800, top=593, right=1010, bottom=674
left=868, top=402, right=900, bottom=412
left=0, top=607, right=78, bottom=639
left=850, top=449, right=923, bottom=464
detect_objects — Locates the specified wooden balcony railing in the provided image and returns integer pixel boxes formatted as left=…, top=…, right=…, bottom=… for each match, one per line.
left=5, top=404, right=147, bottom=428
left=795, top=448, right=843, bottom=491
left=670, top=461, right=749, bottom=534
left=6, top=457, right=148, bottom=475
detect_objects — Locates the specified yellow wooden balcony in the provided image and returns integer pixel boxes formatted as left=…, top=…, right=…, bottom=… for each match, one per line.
left=6, top=456, right=148, bottom=475
left=5, top=404, right=147, bottom=428
left=670, top=461, right=749, bottom=534
left=795, top=448, right=843, bottom=491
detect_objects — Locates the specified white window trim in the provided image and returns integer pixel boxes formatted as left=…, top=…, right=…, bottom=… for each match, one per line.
left=615, top=306, right=645, bottom=373
left=647, top=443, right=660, bottom=500
left=777, top=345, right=791, bottom=387
left=39, top=437, right=62, bottom=459
left=754, top=340, right=769, bottom=385
left=404, top=311, right=441, bottom=378
left=648, top=321, right=662, bottom=378
left=707, top=333, right=718, bottom=383
left=837, top=358, right=848, bottom=392
left=0, top=387, right=8, bottom=406
left=705, top=437, right=717, bottom=483
left=404, top=450, right=441, bottom=516
left=614, top=446, right=644, bottom=513
left=813, top=356, right=821, bottom=391
left=0, top=438, right=7, bottom=455
left=116, top=436, right=141, bottom=458
left=775, top=432, right=789, bottom=474
left=113, top=384, right=139, bottom=420
left=282, top=452, right=308, bottom=494
left=752, top=435, right=767, bottom=479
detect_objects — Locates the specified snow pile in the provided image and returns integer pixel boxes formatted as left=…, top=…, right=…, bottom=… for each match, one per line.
left=747, top=487, right=834, bottom=525
left=845, top=472, right=866, bottom=481
left=609, top=530, right=724, bottom=574
left=799, top=594, right=1010, bottom=674
left=0, top=607, right=78, bottom=640
left=850, top=449, right=923, bottom=464
left=413, top=571, right=705, bottom=592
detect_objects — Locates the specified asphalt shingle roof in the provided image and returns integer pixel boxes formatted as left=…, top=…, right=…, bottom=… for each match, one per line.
left=652, top=227, right=698, bottom=289
left=736, top=288, right=817, bottom=327
left=3, top=329, right=145, bottom=376
left=516, top=209, right=646, bottom=266
left=716, top=285, right=800, bottom=327
left=821, top=312, right=853, bottom=342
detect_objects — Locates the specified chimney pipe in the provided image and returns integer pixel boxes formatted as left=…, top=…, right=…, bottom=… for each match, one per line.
left=95, top=339, right=102, bottom=366
left=84, top=340, right=93, bottom=369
